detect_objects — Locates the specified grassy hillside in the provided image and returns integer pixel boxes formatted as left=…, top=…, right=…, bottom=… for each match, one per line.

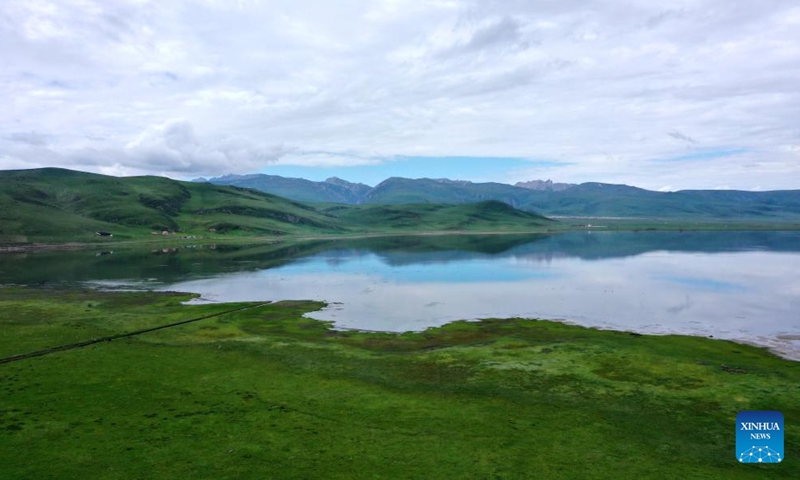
left=0, top=168, right=345, bottom=242
left=0, top=168, right=553, bottom=243
left=324, top=200, right=554, bottom=233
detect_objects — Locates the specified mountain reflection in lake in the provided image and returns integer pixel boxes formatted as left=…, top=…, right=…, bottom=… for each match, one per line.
left=2, top=231, right=799, bottom=359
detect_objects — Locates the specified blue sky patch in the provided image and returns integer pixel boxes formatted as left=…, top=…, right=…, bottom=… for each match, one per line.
left=654, top=148, right=747, bottom=163
left=261, top=155, right=566, bottom=186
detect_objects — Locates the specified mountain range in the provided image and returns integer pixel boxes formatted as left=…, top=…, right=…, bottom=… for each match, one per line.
left=3, top=167, right=799, bottom=244
left=196, top=174, right=372, bottom=204
left=200, top=174, right=800, bottom=220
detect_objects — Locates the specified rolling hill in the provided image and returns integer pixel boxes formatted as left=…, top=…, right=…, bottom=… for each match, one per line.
left=0, top=168, right=554, bottom=243
left=524, top=182, right=800, bottom=219
left=323, top=200, right=553, bottom=232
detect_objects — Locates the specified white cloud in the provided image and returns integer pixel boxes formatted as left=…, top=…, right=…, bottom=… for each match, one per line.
left=122, top=119, right=284, bottom=173
left=1, top=119, right=288, bottom=177
left=275, top=151, right=383, bottom=168
left=0, top=0, right=799, bottom=189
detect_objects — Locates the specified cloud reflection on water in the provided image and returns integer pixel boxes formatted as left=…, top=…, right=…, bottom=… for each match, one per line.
left=164, top=247, right=800, bottom=359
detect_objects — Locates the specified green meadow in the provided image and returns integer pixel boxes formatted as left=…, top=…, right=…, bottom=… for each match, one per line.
left=1, top=287, right=797, bottom=479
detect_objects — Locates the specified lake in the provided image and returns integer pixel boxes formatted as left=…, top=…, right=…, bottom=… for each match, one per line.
left=2, top=231, right=799, bottom=359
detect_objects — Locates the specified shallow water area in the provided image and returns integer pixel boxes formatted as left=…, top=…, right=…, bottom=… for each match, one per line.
left=2, top=231, right=799, bottom=359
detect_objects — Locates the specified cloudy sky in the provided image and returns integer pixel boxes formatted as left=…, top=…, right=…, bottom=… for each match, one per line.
left=2, top=0, right=799, bottom=190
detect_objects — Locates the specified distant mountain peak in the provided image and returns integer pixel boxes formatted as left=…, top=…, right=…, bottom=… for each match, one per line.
left=324, top=176, right=369, bottom=188
left=431, top=178, right=472, bottom=185
left=515, top=179, right=575, bottom=192
left=572, top=182, right=645, bottom=192
left=210, top=173, right=252, bottom=182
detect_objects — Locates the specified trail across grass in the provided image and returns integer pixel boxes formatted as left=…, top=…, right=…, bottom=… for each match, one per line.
left=1, top=287, right=798, bottom=479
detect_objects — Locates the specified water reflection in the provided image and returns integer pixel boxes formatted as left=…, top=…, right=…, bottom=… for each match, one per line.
left=2, top=231, right=799, bottom=359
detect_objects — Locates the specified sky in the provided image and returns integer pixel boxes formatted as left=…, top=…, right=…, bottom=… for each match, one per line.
left=1, top=0, right=799, bottom=190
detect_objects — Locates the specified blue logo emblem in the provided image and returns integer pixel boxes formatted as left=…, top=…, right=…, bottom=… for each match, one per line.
left=737, top=411, right=784, bottom=463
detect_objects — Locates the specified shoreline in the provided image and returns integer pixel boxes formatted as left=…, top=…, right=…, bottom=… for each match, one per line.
left=3, top=285, right=798, bottom=362
left=2, top=286, right=798, bottom=478
left=314, top=309, right=800, bottom=363
left=189, top=292, right=800, bottom=362
left=330, top=319, right=800, bottom=362
left=3, top=221, right=800, bottom=253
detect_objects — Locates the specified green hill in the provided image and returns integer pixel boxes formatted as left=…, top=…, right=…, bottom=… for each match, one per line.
left=0, top=168, right=553, bottom=243
left=0, top=168, right=343, bottom=242
left=526, top=183, right=800, bottom=219
left=361, top=177, right=533, bottom=207
left=326, top=200, right=553, bottom=232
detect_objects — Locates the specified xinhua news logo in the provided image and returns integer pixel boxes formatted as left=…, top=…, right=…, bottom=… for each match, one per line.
left=737, top=411, right=784, bottom=464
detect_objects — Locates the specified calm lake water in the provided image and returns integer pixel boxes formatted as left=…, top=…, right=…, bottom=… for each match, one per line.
left=2, top=231, right=799, bottom=359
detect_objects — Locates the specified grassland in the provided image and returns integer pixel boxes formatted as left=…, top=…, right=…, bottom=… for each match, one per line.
left=1, top=287, right=798, bottom=479
left=0, top=168, right=554, bottom=244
